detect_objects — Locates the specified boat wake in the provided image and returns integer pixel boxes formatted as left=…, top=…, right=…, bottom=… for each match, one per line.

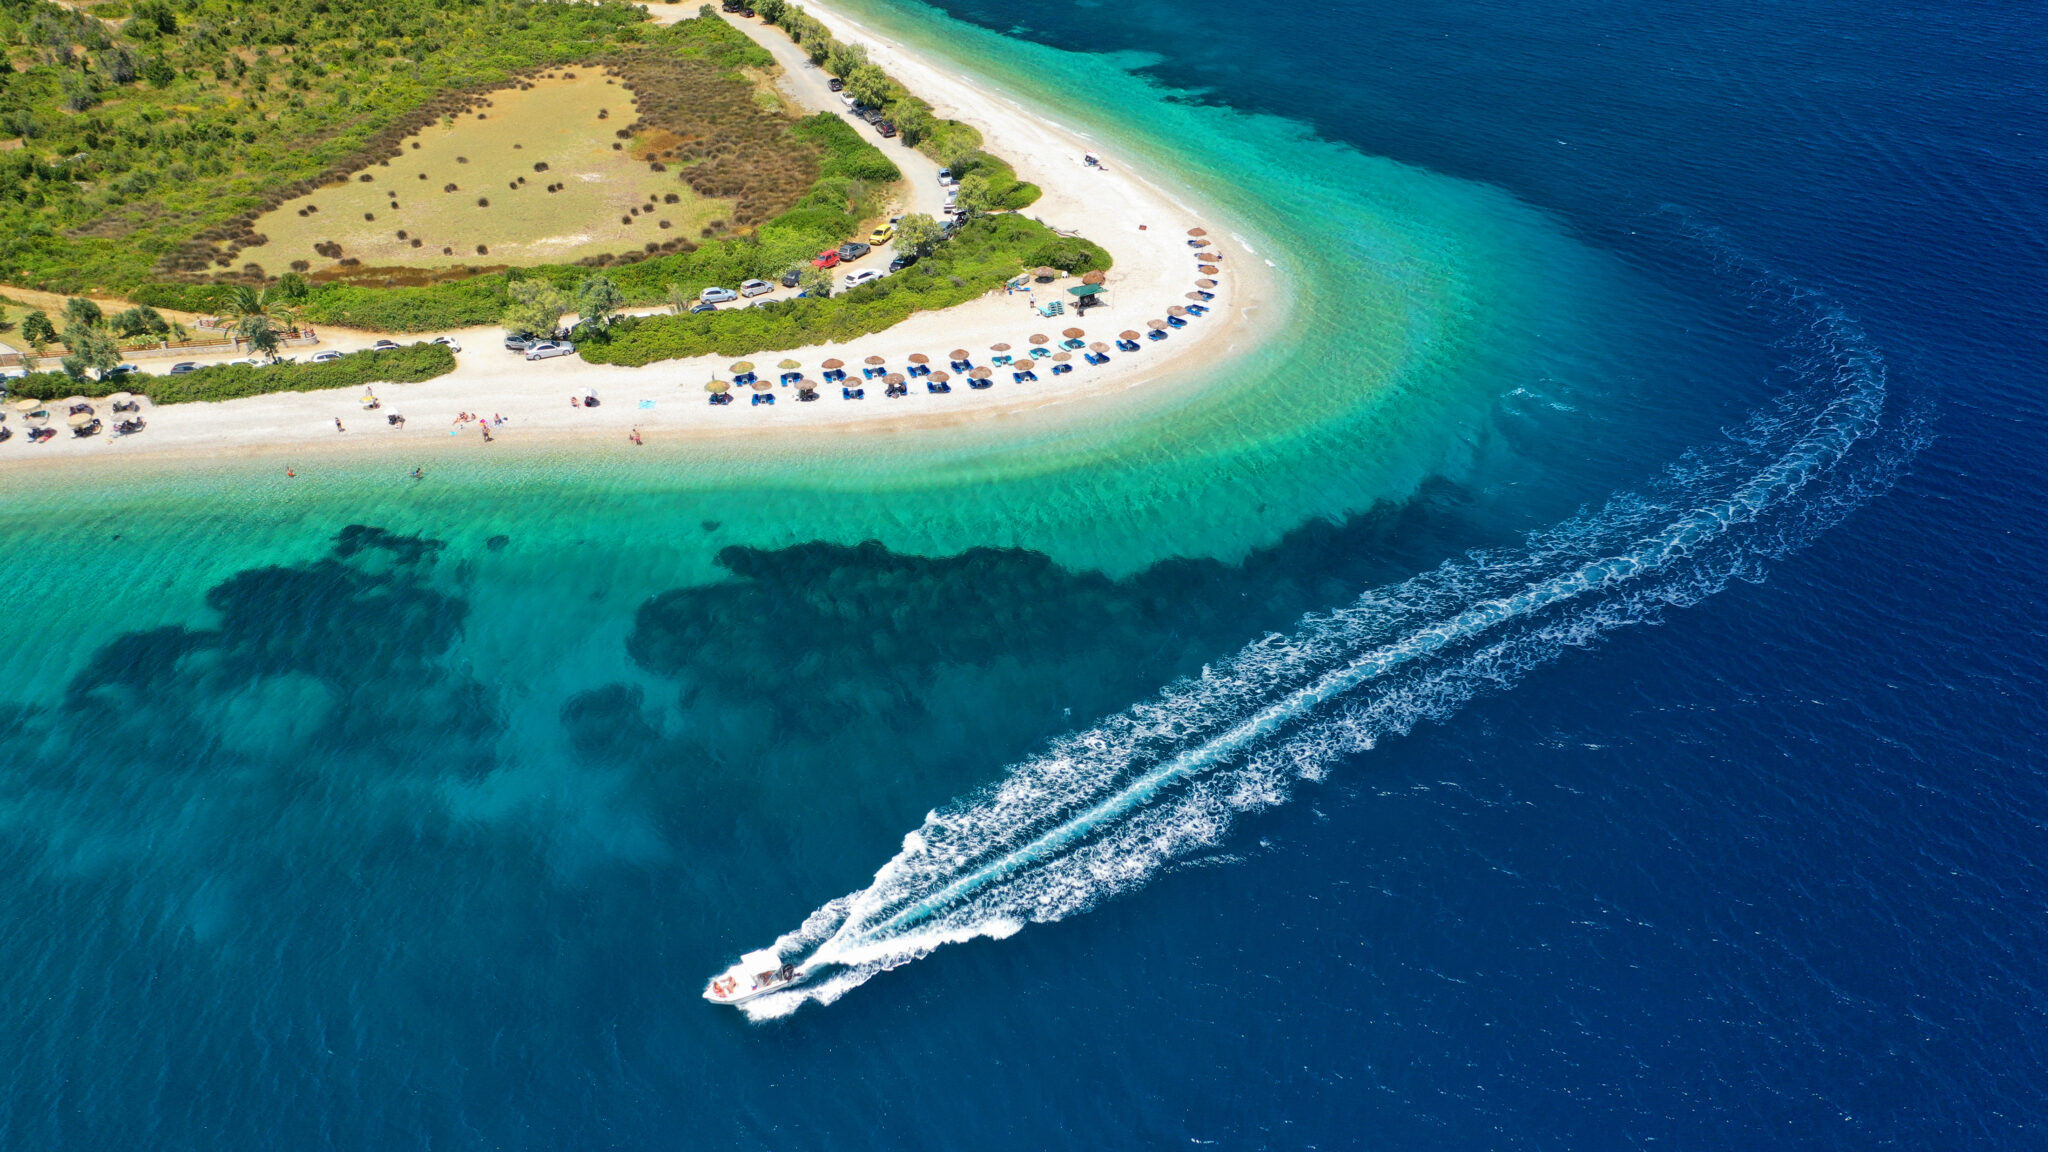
left=725, top=271, right=1922, bottom=1022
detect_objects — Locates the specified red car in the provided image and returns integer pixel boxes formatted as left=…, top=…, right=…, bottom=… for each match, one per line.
left=812, top=248, right=842, bottom=269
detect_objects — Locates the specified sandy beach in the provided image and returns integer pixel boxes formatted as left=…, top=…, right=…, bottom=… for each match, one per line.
left=0, top=3, right=1275, bottom=469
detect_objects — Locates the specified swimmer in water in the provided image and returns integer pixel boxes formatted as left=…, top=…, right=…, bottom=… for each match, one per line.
left=410, top=467, right=424, bottom=480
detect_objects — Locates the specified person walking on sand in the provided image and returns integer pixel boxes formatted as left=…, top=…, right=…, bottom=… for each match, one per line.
left=335, top=418, right=345, bottom=433
left=630, top=427, right=643, bottom=446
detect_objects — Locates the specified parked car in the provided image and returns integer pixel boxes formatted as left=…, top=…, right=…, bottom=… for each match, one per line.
left=99, top=364, right=140, bottom=381
left=690, top=302, right=718, bottom=314
left=812, top=248, right=842, bottom=269
left=844, top=268, right=883, bottom=289
left=877, top=121, right=897, bottom=138
left=838, top=240, right=871, bottom=261
left=839, top=93, right=857, bottom=108
left=937, top=167, right=951, bottom=184
left=372, top=339, right=401, bottom=352
left=862, top=108, right=886, bottom=125
left=225, top=357, right=265, bottom=367
left=168, top=362, right=198, bottom=375
left=432, top=335, right=462, bottom=352
left=310, top=350, right=345, bottom=363
left=524, top=341, right=576, bottom=360
left=505, top=333, right=541, bottom=351
left=700, top=286, right=739, bottom=304
left=739, top=278, right=774, bottom=298
left=780, top=267, right=804, bottom=288
left=868, top=223, right=895, bottom=245
left=889, top=253, right=919, bottom=273
left=828, top=77, right=844, bottom=92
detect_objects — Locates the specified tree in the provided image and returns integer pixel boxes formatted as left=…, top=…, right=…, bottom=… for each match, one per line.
left=143, top=56, right=176, bottom=88
left=939, top=141, right=980, bottom=180
left=754, top=0, right=788, bottom=24
left=844, top=63, right=890, bottom=108
left=954, top=172, right=994, bottom=218
left=503, top=279, right=570, bottom=337
left=894, top=212, right=942, bottom=257
left=576, top=274, right=625, bottom=330
left=215, top=285, right=301, bottom=361
left=797, top=265, right=833, bottom=298
left=664, top=282, right=693, bottom=315
left=825, top=42, right=867, bottom=77
left=63, top=297, right=103, bottom=331
left=111, top=305, right=170, bottom=339
left=19, top=310, right=57, bottom=349
left=60, top=324, right=122, bottom=381
left=894, top=104, right=935, bottom=147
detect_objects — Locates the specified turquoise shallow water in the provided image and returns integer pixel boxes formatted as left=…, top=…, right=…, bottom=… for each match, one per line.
left=0, top=0, right=1969, bottom=1145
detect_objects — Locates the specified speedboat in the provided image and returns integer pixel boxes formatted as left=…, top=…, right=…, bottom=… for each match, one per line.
left=703, top=950, right=807, bottom=1006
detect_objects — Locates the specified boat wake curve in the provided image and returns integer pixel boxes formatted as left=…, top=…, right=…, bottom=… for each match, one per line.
left=724, top=275, right=1919, bottom=1022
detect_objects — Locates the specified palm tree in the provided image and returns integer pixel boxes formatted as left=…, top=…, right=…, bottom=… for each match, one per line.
left=215, top=285, right=300, bottom=359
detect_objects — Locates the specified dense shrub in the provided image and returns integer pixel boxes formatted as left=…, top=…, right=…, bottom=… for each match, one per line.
left=579, top=216, right=1107, bottom=366
left=2, top=344, right=455, bottom=403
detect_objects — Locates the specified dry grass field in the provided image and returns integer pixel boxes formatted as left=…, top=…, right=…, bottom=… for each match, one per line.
left=253, top=71, right=731, bottom=273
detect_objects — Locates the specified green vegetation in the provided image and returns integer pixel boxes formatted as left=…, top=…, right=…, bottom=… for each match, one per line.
left=576, top=214, right=1106, bottom=367
left=4, top=341, right=455, bottom=402
left=0, top=0, right=667, bottom=291
left=754, top=0, right=1040, bottom=209
left=0, top=0, right=1096, bottom=378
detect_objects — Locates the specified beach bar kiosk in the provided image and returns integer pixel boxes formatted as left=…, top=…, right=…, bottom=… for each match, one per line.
left=1068, top=283, right=1107, bottom=312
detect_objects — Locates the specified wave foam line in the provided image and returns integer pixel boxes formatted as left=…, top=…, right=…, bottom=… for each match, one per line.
left=729, top=293, right=1909, bottom=1021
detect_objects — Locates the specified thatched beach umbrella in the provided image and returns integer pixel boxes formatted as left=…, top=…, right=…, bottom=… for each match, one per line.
left=1187, top=227, right=1207, bottom=237
left=1198, top=265, right=1219, bottom=275
left=907, top=353, right=930, bottom=365
left=778, top=359, right=802, bottom=370
left=1036, top=266, right=1059, bottom=280
left=751, top=378, right=772, bottom=391
left=1051, top=351, right=1072, bottom=362
left=1168, top=306, right=1189, bottom=316
left=730, top=361, right=754, bottom=374
left=1119, top=330, right=1141, bottom=341
left=949, top=348, right=969, bottom=360
left=705, top=379, right=730, bottom=392
left=1185, top=292, right=1208, bottom=301
left=11, top=398, right=40, bottom=413
left=864, top=355, right=885, bottom=366
left=1062, top=327, right=1085, bottom=339
left=1190, top=238, right=1211, bottom=248
left=1081, top=271, right=1106, bottom=285
left=67, top=412, right=93, bottom=428
left=1146, top=319, right=1168, bottom=330
left=1028, top=333, right=1049, bottom=345
left=1196, top=278, right=1218, bottom=288
left=929, top=369, right=951, bottom=383
left=884, top=373, right=905, bottom=385
left=969, top=367, right=992, bottom=379
left=1089, top=342, right=1110, bottom=352
left=821, top=358, right=845, bottom=370
left=990, top=342, right=1011, bottom=352
left=796, top=378, right=818, bottom=392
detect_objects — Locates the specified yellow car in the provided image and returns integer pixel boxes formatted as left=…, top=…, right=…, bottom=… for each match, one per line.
left=868, top=223, right=895, bottom=246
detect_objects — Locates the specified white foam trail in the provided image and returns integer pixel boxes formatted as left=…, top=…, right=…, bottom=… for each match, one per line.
left=727, top=290, right=1912, bottom=1021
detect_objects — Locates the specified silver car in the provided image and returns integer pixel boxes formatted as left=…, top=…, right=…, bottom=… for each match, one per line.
left=739, top=278, right=773, bottom=298
left=524, top=341, right=577, bottom=361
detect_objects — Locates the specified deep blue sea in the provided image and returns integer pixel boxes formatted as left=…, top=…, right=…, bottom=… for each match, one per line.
left=4, top=0, right=2045, bottom=1148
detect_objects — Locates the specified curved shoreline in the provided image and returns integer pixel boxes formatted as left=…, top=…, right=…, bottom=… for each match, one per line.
left=0, top=5, right=1279, bottom=471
